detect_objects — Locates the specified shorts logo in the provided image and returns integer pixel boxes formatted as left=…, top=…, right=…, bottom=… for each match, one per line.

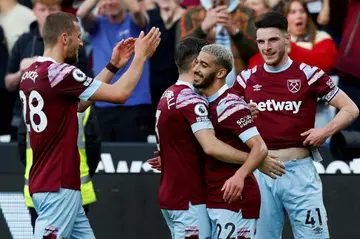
left=194, top=103, right=208, bottom=116
left=313, top=226, right=323, bottom=235
left=287, top=79, right=301, bottom=93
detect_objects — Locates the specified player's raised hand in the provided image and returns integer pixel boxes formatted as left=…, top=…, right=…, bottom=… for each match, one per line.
left=221, top=172, right=245, bottom=204
left=258, top=154, right=286, bottom=179
left=134, top=27, right=161, bottom=61
left=249, top=102, right=259, bottom=119
left=110, top=37, right=136, bottom=69
left=301, top=127, right=330, bottom=147
left=147, top=151, right=161, bottom=171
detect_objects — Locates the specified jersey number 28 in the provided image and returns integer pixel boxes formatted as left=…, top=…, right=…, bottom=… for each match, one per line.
left=19, top=90, right=48, bottom=133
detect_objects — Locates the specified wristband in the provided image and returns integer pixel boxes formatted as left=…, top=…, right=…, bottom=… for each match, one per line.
left=106, top=62, right=119, bottom=74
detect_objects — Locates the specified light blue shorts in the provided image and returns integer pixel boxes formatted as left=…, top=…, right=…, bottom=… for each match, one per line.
left=161, top=203, right=211, bottom=239
left=207, top=208, right=257, bottom=239
left=254, top=157, right=329, bottom=239
left=32, top=187, right=95, bottom=239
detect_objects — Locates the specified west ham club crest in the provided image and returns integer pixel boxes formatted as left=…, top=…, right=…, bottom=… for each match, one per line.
left=287, top=79, right=301, bottom=93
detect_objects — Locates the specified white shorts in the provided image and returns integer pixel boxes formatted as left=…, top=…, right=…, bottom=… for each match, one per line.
left=32, top=187, right=94, bottom=239
left=161, top=203, right=211, bottom=239
left=254, top=157, right=329, bottom=239
left=207, top=208, right=257, bottom=239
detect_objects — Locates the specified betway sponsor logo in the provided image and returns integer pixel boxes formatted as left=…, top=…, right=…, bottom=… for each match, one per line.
left=96, top=153, right=160, bottom=173
left=250, top=99, right=302, bottom=114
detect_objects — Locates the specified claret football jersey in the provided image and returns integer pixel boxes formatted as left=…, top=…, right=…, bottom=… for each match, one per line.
left=232, top=58, right=339, bottom=149
left=206, top=84, right=261, bottom=218
left=155, top=80, right=213, bottom=210
left=19, top=56, right=102, bottom=194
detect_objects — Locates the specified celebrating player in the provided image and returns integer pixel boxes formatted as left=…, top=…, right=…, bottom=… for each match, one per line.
left=20, top=12, right=160, bottom=239
left=155, top=37, right=269, bottom=239
left=192, top=44, right=268, bottom=239
left=232, top=12, right=359, bottom=239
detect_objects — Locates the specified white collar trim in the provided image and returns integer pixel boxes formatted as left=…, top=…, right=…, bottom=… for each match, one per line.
left=207, top=84, right=229, bottom=103
left=176, top=80, right=195, bottom=90
left=264, top=57, right=293, bottom=73
left=37, top=56, right=58, bottom=63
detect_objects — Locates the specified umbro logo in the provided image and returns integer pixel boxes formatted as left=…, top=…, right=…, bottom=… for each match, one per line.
left=253, top=84, right=262, bottom=91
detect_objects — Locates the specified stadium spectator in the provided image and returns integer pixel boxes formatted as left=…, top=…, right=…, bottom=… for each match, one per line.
left=0, top=0, right=35, bottom=53
left=335, top=0, right=360, bottom=131
left=248, top=0, right=338, bottom=74
left=0, top=0, right=36, bottom=140
left=0, top=25, right=11, bottom=138
left=18, top=0, right=86, bottom=14
left=178, top=0, right=258, bottom=86
left=5, top=0, right=87, bottom=141
left=147, top=0, right=185, bottom=130
left=243, top=0, right=270, bottom=18
left=77, top=0, right=153, bottom=142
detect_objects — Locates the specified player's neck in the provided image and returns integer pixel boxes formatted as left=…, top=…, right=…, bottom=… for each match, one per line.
left=266, top=55, right=289, bottom=70
left=43, top=48, right=64, bottom=64
left=178, top=73, right=194, bottom=85
left=203, top=80, right=224, bottom=98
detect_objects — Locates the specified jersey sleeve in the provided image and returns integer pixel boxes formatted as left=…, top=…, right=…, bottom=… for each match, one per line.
left=48, top=63, right=102, bottom=101
left=301, top=63, right=339, bottom=102
left=217, top=93, right=259, bottom=143
left=232, top=68, right=253, bottom=99
left=176, top=88, right=213, bottom=133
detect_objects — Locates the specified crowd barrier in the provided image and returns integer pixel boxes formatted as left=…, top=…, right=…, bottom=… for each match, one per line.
left=0, top=143, right=359, bottom=239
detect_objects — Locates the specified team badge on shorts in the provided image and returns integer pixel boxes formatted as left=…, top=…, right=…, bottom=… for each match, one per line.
left=237, top=227, right=251, bottom=239
left=43, top=226, right=59, bottom=238
left=287, top=79, right=301, bottom=93
left=185, top=226, right=199, bottom=238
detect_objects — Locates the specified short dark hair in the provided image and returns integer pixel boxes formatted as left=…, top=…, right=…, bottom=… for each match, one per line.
left=255, top=12, right=288, bottom=32
left=42, top=12, right=78, bottom=47
left=175, top=37, right=210, bottom=74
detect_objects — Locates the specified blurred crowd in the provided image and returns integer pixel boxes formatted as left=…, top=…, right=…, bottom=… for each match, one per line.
left=0, top=0, right=359, bottom=144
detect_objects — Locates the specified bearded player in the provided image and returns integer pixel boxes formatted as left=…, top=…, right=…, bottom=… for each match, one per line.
left=192, top=44, right=268, bottom=239
left=20, top=12, right=160, bottom=239
left=232, top=12, right=359, bottom=238
left=155, top=37, right=268, bottom=239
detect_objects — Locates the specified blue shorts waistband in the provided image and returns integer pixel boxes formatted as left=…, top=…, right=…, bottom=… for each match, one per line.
left=282, top=156, right=313, bottom=168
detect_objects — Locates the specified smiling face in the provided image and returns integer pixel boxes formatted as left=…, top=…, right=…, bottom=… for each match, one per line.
left=63, top=22, right=83, bottom=65
left=192, top=51, right=219, bottom=89
left=256, top=27, right=289, bottom=68
left=287, top=0, right=308, bottom=37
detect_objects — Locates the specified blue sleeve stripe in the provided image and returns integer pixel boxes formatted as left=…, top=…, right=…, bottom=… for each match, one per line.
left=79, top=80, right=102, bottom=101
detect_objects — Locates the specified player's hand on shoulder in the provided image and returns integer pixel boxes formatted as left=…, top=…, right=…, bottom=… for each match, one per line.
left=301, top=127, right=330, bottom=147
left=147, top=151, right=161, bottom=171
left=258, top=154, right=286, bottom=179
left=134, top=27, right=161, bottom=61
left=20, top=56, right=38, bottom=72
left=221, top=171, right=245, bottom=204
left=110, top=38, right=136, bottom=68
